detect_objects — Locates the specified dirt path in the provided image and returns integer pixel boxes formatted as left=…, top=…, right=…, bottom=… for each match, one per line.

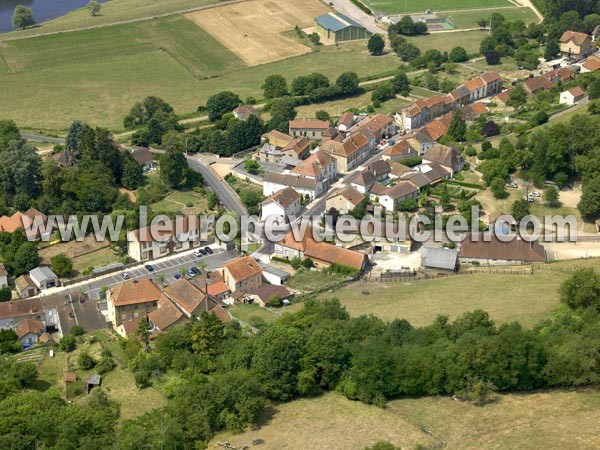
left=511, top=0, right=544, bottom=23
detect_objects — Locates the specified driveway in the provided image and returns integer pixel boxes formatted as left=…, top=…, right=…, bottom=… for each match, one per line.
left=328, top=0, right=382, bottom=35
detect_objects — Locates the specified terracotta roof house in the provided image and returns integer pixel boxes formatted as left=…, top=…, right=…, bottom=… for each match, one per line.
left=106, top=279, right=162, bottom=327
left=559, top=30, right=594, bottom=57
left=148, top=295, right=186, bottom=332
left=14, top=318, right=45, bottom=344
left=325, top=185, right=365, bottom=214
left=492, top=90, right=512, bottom=105
left=0, top=208, right=49, bottom=239
left=417, top=162, right=452, bottom=184
left=203, top=281, right=231, bottom=301
left=337, top=111, right=355, bottom=132
left=423, top=144, right=465, bottom=176
left=220, top=256, right=263, bottom=293
left=560, top=86, right=586, bottom=105
left=292, top=149, right=337, bottom=184
left=523, top=76, right=555, bottom=96
left=351, top=114, right=395, bottom=139
left=462, top=102, right=487, bottom=121
left=424, top=117, right=450, bottom=141
left=233, top=105, right=257, bottom=121
left=274, top=224, right=317, bottom=259
left=304, top=242, right=368, bottom=272
left=581, top=56, right=600, bottom=73
left=261, top=186, right=302, bottom=221
left=289, top=119, right=331, bottom=140
left=382, top=140, right=418, bottom=162
left=458, top=234, right=546, bottom=264
left=0, top=298, right=45, bottom=330
left=163, top=278, right=207, bottom=318
left=320, top=129, right=375, bottom=172
left=543, top=67, right=575, bottom=84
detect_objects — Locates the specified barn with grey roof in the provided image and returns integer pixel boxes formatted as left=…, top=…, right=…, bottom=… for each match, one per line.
left=315, top=12, right=369, bottom=42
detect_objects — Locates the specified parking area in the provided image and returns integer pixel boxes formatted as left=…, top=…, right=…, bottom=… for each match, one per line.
left=64, top=245, right=232, bottom=300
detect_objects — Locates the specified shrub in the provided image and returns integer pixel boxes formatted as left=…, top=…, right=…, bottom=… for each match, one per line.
left=96, top=357, right=116, bottom=375
left=59, top=335, right=77, bottom=352
left=78, top=352, right=95, bottom=370
left=70, top=325, right=85, bottom=336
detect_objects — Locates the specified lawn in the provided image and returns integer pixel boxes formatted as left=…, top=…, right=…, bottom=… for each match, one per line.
left=441, top=7, right=539, bottom=29
left=0, top=0, right=222, bottom=38
left=210, top=390, right=600, bottom=450
left=284, top=259, right=600, bottom=328
left=286, top=270, right=346, bottom=292
left=71, top=247, right=120, bottom=274
left=150, top=189, right=209, bottom=216
left=229, top=304, right=279, bottom=328
left=0, top=33, right=398, bottom=132
left=405, top=30, right=487, bottom=54
left=365, top=0, right=512, bottom=14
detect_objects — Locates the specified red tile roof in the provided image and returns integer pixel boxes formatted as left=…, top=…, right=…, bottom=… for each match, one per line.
left=109, top=279, right=162, bottom=307
left=289, top=119, right=330, bottom=130
left=304, top=242, right=367, bottom=271
left=223, top=256, right=262, bottom=283
left=14, top=318, right=44, bottom=339
left=459, top=235, right=546, bottom=262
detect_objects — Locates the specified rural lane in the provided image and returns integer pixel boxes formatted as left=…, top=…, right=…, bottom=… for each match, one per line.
left=186, top=155, right=247, bottom=216
left=20, top=133, right=65, bottom=144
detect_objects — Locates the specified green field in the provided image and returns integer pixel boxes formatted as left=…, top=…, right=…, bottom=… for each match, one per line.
left=441, top=7, right=539, bottom=29
left=286, top=259, right=600, bottom=328
left=405, top=30, right=487, bottom=54
left=365, top=0, right=512, bottom=14
left=211, top=390, right=600, bottom=449
left=0, top=27, right=398, bottom=132
left=0, top=0, right=221, bottom=38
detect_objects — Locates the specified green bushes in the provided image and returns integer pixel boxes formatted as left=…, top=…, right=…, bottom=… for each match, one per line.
left=351, top=0, right=372, bottom=15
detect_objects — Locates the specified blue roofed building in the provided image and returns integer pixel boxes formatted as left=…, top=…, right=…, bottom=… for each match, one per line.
left=315, top=12, right=369, bottom=42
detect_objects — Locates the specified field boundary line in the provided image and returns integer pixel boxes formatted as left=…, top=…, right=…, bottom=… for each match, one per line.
left=0, top=0, right=251, bottom=43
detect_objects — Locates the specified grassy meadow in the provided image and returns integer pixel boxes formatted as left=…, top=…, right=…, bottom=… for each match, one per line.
left=0, top=28, right=398, bottom=132
left=365, top=0, right=513, bottom=14
left=0, top=0, right=222, bottom=38
left=441, top=6, right=539, bottom=29
left=285, top=259, right=600, bottom=328
left=210, top=390, right=600, bottom=450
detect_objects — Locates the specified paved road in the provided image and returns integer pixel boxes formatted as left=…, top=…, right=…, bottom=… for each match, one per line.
left=20, top=133, right=65, bottom=144
left=187, top=155, right=247, bottom=216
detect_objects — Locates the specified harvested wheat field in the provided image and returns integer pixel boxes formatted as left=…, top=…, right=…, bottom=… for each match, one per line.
left=186, top=0, right=329, bottom=66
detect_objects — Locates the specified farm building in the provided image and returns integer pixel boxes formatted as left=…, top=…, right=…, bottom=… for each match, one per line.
left=315, top=12, right=369, bottom=42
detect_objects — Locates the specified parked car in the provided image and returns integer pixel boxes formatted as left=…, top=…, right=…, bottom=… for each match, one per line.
left=120, top=272, right=130, bottom=280
left=186, top=269, right=196, bottom=278
left=204, top=246, right=214, bottom=254
left=193, top=249, right=203, bottom=257
left=532, top=191, right=540, bottom=197
left=174, top=273, right=182, bottom=280
left=144, top=264, right=154, bottom=272
left=190, top=267, right=201, bottom=275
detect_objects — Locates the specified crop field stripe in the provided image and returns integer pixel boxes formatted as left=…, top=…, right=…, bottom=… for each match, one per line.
left=0, top=16, right=243, bottom=78
left=365, top=0, right=513, bottom=14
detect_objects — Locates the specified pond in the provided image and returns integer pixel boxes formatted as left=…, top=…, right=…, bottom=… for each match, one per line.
left=0, top=0, right=109, bottom=33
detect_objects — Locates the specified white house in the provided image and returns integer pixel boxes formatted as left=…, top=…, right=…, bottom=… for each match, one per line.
left=260, top=186, right=302, bottom=222
left=379, top=181, right=419, bottom=212
left=127, top=215, right=207, bottom=262
left=263, top=172, right=325, bottom=200
left=291, top=149, right=337, bottom=188
left=559, top=86, right=586, bottom=105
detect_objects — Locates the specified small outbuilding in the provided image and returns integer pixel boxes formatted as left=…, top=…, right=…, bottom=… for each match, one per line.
left=421, top=247, right=459, bottom=272
left=85, top=374, right=101, bottom=394
left=559, top=86, right=586, bottom=105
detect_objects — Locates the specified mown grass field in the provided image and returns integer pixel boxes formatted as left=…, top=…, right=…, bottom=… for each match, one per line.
left=405, top=30, right=487, bottom=54
left=150, top=190, right=210, bottom=216
left=365, top=0, right=512, bottom=14
left=0, top=0, right=222, bottom=38
left=0, top=31, right=398, bottom=132
left=211, top=390, right=600, bottom=450
left=286, top=259, right=600, bottom=328
left=441, top=6, right=539, bottom=29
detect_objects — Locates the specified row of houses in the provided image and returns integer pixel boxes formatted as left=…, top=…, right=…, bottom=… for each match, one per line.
left=328, top=143, right=464, bottom=213
left=0, top=297, right=60, bottom=345
left=396, top=72, right=502, bottom=131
